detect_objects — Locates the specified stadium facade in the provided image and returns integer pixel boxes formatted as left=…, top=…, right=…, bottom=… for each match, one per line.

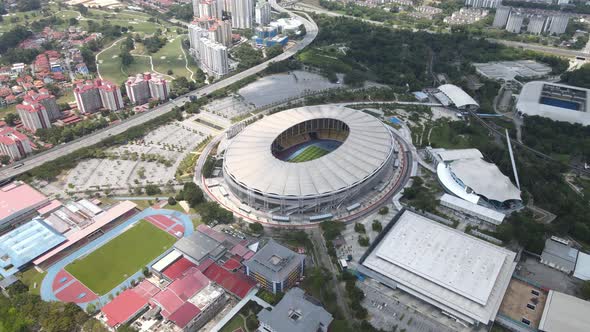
left=516, top=81, right=590, bottom=126
left=222, top=105, right=397, bottom=216
left=359, top=209, right=517, bottom=326
left=428, top=148, right=521, bottom=209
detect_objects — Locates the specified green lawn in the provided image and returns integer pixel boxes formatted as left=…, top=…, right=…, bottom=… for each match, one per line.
left=18, top=269, right=46, bottom=296
left=219, top=314, right=246, bottom=332
left=65, top=221, right=175, bottom=294
left=152, top=36, right=196, bottom=80
left=290, top=145, right=330, bottom=162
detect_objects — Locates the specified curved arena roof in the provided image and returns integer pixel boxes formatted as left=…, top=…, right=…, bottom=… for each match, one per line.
left=438, top=84, right=479, bottom=108
left=451, top=158, right=521, bottom=203
left=223, top=105, right=395, bottom=197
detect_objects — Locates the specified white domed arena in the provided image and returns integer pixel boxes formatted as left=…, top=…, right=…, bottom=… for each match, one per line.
left=222, top=105, right=398, bottom=217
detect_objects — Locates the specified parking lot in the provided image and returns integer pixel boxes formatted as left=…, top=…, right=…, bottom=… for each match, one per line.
left=516, top=254, right=582, bottom=296
left=358, top=280, right=468, bottom=332
left=203, top=95, right=255, bottom=120
left=62, top=119, right=209, bottom=193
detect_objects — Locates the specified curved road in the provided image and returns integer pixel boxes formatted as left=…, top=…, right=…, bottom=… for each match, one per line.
left=0, top=1, right=318, bottom=181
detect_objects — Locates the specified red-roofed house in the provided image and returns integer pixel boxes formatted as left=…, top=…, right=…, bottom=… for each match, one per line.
left=202, top=263, right=256, bottom=299
left=150, top=267, right=227, bottom=331
left=100, top=289, right=149, bottom=328
left=162, top=257, right=196, bottom=281
left=0, top=127, right=32, bottom=161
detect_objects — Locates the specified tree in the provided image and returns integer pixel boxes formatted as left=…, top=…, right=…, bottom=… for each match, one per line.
left=266, top=44, right=283, bottom=59
left=17, top=0, right=40, bottom=12
left=378, top=206, right=389, bottom=215
left=145, top=184, right=161, bottom=196
left=5, top=113, right=18, bottom=126
left=344, top=69, right=366, bottom=88
left=198, top=201, right=233, bottom=224
left=372, top=220, right=382, bottom=232
left=358, top=236, right=369, bottom=247
left=0, top=155, right=10, bottom=165
left=354, top=222, right=366, bottom=233
left=120, top=50, right=134, bottom=67
left=581, top=280, right=590, bottom=300
left=168, top=196, right=177, bottom=205
left=77, top=4, right=89, bottom=15
left=180, top=182, right=204, bottom=207
left=248, top=222, right=264, bottom=233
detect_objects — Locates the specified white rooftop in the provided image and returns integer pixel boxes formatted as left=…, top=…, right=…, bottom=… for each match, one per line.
left=440, top=194, right=505, bottom=224
left=438, top=84, right=479, bottom=108
left=574, top=252, right=590, bottom=281
left=435, top=148, right=483, bottom=162
left=451, top=158, right=521, bottom=203
left=539, top=290, right=590, bottom=332
left=362, top=210, right=516, bottom=325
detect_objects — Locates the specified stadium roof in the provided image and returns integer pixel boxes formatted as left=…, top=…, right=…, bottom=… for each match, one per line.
left=0, top=219, right=66, bottom=277
left=438, top=84, right=479, bottom=108
left=435, top=148, right=483, bottom=162
left=539, top=290, right=590, bottom=332
left=101, top=289, right=149, bottom=328
left=450, top=158, right=521, bottom=203
left=360, top=209, right=516, bottom=325
left=0, top=181, right=49, bottom=225
left=258, top=288, right=333, bottom=332
left=223, top=105, right=394, bottom=197
left=574, top=252, right=590, bottom=281
left=516, top=81, right=590, bottom=126
left=243, top=239, right=305, bottom=283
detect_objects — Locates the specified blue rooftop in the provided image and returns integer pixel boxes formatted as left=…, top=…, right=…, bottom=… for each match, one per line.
left=0, top=219, right=66, bottom=277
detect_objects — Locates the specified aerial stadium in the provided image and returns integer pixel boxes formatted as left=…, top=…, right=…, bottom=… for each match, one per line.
left=222, top=105, right=399, bottom=217
left=516, top=81, right=590, bottom=126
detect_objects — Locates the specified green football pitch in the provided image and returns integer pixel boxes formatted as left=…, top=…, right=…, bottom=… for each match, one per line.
left=289, top=145, right=330, bottom=163
left=65, top=221, right=175, bottom=294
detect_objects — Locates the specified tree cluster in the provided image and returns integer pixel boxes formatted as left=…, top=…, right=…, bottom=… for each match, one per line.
left=36, top=118, right=109, bottom=145
left=232, top=44, right=263, bottom=70
left=0, top=26, right=33, bottom=54
left=175, top=182, right=204, bottom=207
left=143, top=35, right=167, bottom=53
left=198, top=201, right=233, bottom=224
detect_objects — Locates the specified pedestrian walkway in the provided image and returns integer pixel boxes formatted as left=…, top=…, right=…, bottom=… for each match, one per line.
left=40, top=208, right=193, bottom=310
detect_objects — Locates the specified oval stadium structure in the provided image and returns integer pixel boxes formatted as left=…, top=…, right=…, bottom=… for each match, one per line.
left=222, top=105, right=396, bottom=215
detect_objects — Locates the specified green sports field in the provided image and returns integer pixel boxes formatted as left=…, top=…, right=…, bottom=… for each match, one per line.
left=65, top=221, right=175, bottom=294
left=289, top=145, right=330, bottom=163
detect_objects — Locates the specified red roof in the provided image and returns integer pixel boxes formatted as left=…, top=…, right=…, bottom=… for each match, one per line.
left=202, top=263, right=256, bottom=299
left=133, top=280, right=161, bottom=300
left=162, top=257, right=196, bottom=280
left=167, top=302, right=201, bottom=329
left=229, top=243, right=252, bottom=258
left=223, top=258, right=242, bottom=271
left=101, top=289, right=148, bottom=328
left=151, top=267, right=211, bottom=318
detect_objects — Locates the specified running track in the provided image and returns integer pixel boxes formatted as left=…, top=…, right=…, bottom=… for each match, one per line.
left=41, top=208, right=193, bottom=309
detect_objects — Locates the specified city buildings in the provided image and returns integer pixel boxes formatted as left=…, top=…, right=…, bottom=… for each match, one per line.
left=23, top=89, right=61, bottom=121
left=228, top=0, right=253, bottom=29
left=515, top=81, right=590, bottom=125
left=257, top=287, right=334, bottom=332
left=125, top=73, right=170, bottom=105
left=255, top=0, right=271, bottom=26
left=243, top=239, right=305, bottom=294
left=528, top=15, right=547, bottom=35
left=359, top=209, right=517, bottom=326
left=465, top=0, right=500, bottom=8
left=443, top=8, right=489, bottom=25
left=473, top=60, right=552, bottom=81
left=0, top=127, right=32, bottom=161
left=17, top=102, right=52, bottom=132
left=193, top=0, right=223, bottom=19
left=493, top=6, right=511, bottom=28
left=198, top=38, right=230, bottom=77
left=546, top=14, right=570, bottom=35
left=506, top=12, right=524, bottom=33
left=74, top=79, right=123, bottom=113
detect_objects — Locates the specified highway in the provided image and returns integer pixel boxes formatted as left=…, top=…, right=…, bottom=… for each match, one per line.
left=487, top=39, right=590, bottom=58
left=0, top=2, right=318, bottom=181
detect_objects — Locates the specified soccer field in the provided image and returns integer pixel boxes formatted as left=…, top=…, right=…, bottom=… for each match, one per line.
left=65, top=221, right=175, bottom=294
left=290, top=145, right=330, bottom=162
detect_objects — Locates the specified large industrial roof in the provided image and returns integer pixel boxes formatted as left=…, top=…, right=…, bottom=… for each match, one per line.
left=574, top=252, right=590, bottom=281
left=438, top=84, right=479, bottom=108
left=0, top=181, right=49, bottom=224
left=223, top=106, right=394, bottom=197
left=440, top=194, right=505, bottom=225
left=539, top=290, right=590, bottom=332
left=517, top=81, right=590, bottom=126
left=361, top=210, right=516, bottom=325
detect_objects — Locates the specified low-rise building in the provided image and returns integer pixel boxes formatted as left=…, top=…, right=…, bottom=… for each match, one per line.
left=244, top=239, right=305, bottom=294
left=539, top=290, right=590, bottom=332
left=540, top=236, right=579, bottom=273
left=258, top=287, right=333, bottom=332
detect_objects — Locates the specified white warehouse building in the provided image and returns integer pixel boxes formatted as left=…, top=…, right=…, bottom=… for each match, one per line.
left=359, top=209, right=517, bottom=326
